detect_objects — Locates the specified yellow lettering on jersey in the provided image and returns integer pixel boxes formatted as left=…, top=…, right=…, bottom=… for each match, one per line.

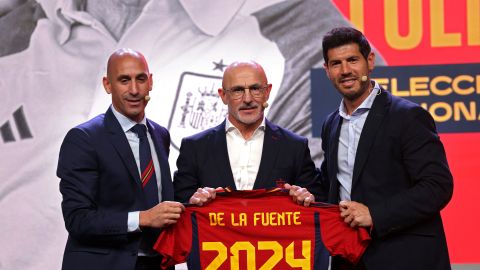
left=203, top=242, right=227, bottom=270
left=253, top=211, right=302, bottom=226
left=209, top=212, right=225, bottom=226
left=230, top=242, right=256, bottom=270
left=231, top=212, right=247, bottom=226
left=285, top=240, right=311, bottom=270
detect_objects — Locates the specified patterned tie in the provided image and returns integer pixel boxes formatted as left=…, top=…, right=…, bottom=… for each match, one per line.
left=131, top=124, right=159, bottom=208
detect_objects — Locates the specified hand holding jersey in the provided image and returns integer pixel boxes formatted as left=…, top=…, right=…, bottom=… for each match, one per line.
left=339, top=201, right=373, bottom=228
left=188, top=187, right=220, bottom=206
left=189, top=184, right=316, bottom=207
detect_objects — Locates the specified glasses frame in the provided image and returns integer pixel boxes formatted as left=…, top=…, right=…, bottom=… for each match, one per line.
left=223, top=84, right=271, bottom=100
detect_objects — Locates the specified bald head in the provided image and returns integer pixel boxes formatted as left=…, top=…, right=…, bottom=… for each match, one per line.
left=106, top=48, right=150, bottom=80
left=103, top=48, right=153, bottom=122
left=217, top=60, right=272, bottom=137
left=222, top=61, right=268, bottom=89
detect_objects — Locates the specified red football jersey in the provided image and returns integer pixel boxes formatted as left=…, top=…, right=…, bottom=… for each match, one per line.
left=154, top=189, right=370, bottom=270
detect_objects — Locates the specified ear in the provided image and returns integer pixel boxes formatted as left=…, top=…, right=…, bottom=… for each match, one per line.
left=264, top=83, right=272, bottom=101
left=367, top=52, right=375, bottom=73
left=103, top=76, right=111, bottom=94
left=148, top=73, right=153, bottom=91
left=218, top=88, right=228, bottom=105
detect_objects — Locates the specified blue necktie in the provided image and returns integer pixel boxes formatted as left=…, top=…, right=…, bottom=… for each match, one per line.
left=131, top=124, right=159, bottom=208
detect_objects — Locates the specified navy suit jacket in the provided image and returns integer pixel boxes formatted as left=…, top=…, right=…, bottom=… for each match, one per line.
left=57, top=108, right=173, bottom=270
left=173, top=119, right=321, bottom=203
left=320, top=89, right=453, bottom=270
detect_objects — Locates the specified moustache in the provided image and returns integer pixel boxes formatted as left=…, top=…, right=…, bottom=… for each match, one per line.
left=239, top=104, right=259, bottom=110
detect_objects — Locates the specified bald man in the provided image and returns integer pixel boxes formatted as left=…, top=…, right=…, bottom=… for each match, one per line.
left=174, top=61, right=321, bottom=206
left=57, top=49, right=183, bottom=270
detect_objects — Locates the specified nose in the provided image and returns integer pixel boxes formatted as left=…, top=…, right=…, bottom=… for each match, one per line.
left=130, top=80, right=139, bottom=95
left=243, top=88, right=253, bottom=103
left=340, top=62, right=351, bottom=75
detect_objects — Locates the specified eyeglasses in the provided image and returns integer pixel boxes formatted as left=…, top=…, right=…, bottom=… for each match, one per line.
left=223, top=84, right=270, bottom=100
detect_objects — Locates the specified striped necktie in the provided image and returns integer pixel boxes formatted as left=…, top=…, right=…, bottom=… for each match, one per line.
left=131, top=124, right=159, bottom=207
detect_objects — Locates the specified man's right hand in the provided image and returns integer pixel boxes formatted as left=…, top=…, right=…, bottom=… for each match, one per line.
left=139, top=201, right=185, bottom=229
left=188, top=187, right=218, bottom=206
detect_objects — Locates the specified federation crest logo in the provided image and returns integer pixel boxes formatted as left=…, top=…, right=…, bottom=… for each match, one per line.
left=168, top=72, right=226, bottom=150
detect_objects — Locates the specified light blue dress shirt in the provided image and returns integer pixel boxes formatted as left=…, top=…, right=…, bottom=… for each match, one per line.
left=110, top=106, right=162, bottom=232
left=337, top=81, right=381, bottom=201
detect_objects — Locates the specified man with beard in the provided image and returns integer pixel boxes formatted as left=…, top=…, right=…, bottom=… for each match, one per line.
left=319, top=27, right=453, bottom=270
left=173, top=61, right=320, bottom=206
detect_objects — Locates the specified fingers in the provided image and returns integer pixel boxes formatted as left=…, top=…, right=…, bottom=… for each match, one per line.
left=338, top=201, right=372, bottom=227
left=147, top=201, right=186, bottom=228
left=286, top=184, right=315, bottom=206
left=161, top=201, right=185, bottom=212
left=189, top=187, right=217, bottom=206
left=302, top=195, right=315, bottom=207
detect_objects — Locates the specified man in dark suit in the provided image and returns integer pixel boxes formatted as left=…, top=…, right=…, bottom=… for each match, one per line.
left=319, top=27, right=453, bottom=270
left=57, top=49, right=184, bottom=270
left=174, top=61, right=319, bottom=205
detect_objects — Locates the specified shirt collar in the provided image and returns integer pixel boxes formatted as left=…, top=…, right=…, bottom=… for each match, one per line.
left=46, top=0, right=98, bottom=44
left=338, top=80, right=381, bottom=119
left=179, top=0, right=245, bottom=36
left=110, top=105, right=147, bottom=133
left=225, top=117, right=266, bottom=134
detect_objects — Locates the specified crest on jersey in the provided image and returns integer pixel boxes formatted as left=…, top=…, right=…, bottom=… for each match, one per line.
left=168, top=72, right=227, bottom=150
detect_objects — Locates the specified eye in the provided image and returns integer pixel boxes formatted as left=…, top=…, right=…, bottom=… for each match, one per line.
left=348, top=57, right=359, bottom=63
left=249, top=85, right=261, bottom=91
left=231, top=86, right=245, bottom=93
left=137, top=75, right=148, bottom=82
left=329, top=61, right=340, bottom=67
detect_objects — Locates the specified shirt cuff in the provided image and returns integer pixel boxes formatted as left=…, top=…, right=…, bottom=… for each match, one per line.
left=127, top=211, right=141, bottom=232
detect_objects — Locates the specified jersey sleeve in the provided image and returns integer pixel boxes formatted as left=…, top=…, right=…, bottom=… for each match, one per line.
left=154, top=208, right=193, bottom=269
left=318, top=206, right=371, bottom=264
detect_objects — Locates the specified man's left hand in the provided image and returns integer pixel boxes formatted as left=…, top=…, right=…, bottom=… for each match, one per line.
left=339, top=201, right=373, bottom=228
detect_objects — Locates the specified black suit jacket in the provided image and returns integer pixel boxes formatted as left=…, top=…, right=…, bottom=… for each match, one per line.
left=320, top=89, right=453, bottom=270
left=57, top=107, right=173, bottom=270
left=174, top=119, right=320, bottom=202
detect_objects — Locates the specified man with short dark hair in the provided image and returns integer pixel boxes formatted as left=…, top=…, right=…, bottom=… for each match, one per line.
left=319, top=27, right=453, bottom=270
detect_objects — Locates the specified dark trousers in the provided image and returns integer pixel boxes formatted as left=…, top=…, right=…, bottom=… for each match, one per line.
left=135, top=256, right=174, bottom=270
left=332, top=256, right=367, bottom=270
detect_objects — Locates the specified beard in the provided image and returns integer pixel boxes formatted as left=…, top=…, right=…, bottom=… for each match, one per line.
left=337, top=79, right=371, bottom=102
left=230, top=102, right=264, bottom=126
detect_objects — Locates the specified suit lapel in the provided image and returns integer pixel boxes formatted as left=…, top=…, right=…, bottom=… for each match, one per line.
left=328, top=112, right=342, bottom=203
left=352, top=89, right=390, bottom=188
left=104, top=108, right=142, bottom=189
left=253, top=120, right=281, bottom=189
left=213, top=121, right=236, bottom=189
left=146, top=120, right=173, bottom=201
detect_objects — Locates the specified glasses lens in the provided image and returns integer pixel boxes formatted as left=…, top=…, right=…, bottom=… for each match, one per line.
left=249, top=86, right=262, bottom=97
left=230, top=87, right=245, bottom=99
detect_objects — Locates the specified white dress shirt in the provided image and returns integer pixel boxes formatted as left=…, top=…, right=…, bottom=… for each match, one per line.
left=225, top=118, right=265, bottom=190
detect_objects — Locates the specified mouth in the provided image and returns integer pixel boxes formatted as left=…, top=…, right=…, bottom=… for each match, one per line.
left=339, top=77, right=358, bottom=87
left=126, top=98, right=143, bottom=106
left=239, top=106, right=258, bottom=113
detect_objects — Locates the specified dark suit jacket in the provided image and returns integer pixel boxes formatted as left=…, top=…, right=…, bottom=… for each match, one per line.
left=174, top=119, right=320, bottom=202
left=320, top=89, right=453, bottom=270
left=57, top=107, right=173, bottom=270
